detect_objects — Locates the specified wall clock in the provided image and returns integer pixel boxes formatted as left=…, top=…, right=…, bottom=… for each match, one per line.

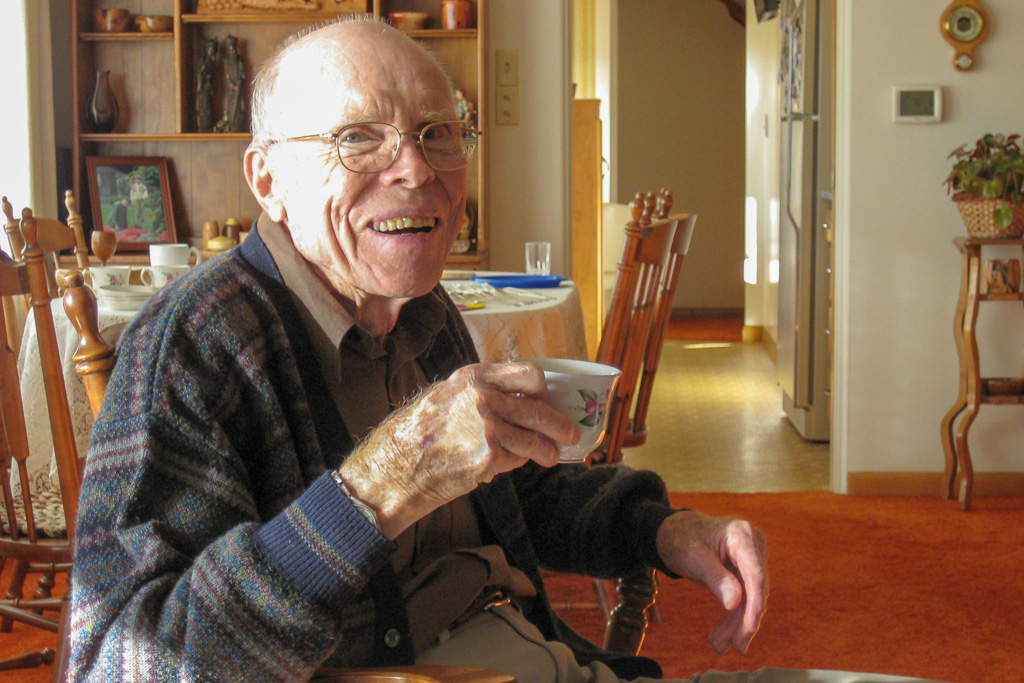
left=940, top=0, right=990, bottom=71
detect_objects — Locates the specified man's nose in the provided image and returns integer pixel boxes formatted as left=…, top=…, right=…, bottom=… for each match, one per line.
left=380, top=133, right=436, bottom=186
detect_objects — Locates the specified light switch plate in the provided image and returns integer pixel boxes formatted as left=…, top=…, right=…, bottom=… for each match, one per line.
left=496, top=49, right=519, bottom=87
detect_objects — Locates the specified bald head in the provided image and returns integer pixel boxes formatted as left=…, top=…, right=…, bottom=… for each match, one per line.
left=249, top=17, right=453, bottom=145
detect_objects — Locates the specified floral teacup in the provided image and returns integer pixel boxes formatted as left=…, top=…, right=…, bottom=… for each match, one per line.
left=141, top=265, right=189, bottom=289
left=517, top=358, right=621, bottom=462
left=83, top=266, right=132, bottom=289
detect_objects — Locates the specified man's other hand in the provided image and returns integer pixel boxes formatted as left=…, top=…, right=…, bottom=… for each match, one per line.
left=656, top=510, right=768, bottom=655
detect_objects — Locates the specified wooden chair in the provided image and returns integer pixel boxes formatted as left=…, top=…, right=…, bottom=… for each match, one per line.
left=3, top=192, right=90, bottom=298
left=1, top=197, right=26, bottom=356
left=624, top=205, right=698, bottom=450
left=542, top=191, right=678, bottom=655
left=594, top=190, right=678, bottom=466
left=0, top=211, right=82, bottom=675
left=2, top=192, right=89, bottom=360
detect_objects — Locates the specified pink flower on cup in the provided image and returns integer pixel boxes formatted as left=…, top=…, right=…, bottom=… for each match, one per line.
left=576, top=389, right=605, bottom=427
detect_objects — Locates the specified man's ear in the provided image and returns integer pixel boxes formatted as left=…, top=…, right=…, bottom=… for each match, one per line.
left=244, top=146, right=286, bottom=222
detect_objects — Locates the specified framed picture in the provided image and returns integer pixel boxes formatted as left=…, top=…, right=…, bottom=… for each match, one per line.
left=86, top=156, right=176, bottom=251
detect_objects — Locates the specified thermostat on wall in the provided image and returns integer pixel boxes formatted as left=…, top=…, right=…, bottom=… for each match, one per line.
left=892, top=85, right=943, bottom=123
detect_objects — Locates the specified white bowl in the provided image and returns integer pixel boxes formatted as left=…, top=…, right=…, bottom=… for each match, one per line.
left=97, top=285, right=158, bottom=311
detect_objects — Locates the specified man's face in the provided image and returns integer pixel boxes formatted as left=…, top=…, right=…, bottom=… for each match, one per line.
left=263, top=27, right=467, bottom=307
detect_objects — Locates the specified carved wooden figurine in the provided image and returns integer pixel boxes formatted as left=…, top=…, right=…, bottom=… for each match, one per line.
left=196, top=38, right=218, bottom=133
left=214, top=35, right=247, bottom=133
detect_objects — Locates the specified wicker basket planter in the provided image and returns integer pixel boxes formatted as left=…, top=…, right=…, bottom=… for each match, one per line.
left=953, top=194, right=1024, bottom=238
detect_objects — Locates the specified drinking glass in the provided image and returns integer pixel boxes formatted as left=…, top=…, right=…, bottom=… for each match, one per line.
left=525, top=241, right=551, bottom=276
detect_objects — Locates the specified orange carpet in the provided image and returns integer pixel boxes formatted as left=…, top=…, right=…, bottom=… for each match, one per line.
left=549, top=491, right=1024, bottom=683
left=0, top=564, right=65, bottom=682
left=5, top=491, right=1021, bottom=682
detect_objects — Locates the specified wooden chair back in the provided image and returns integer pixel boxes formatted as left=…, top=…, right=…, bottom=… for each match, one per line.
left=570, top=191, right=677, bottom=656
left=3, top=192, right=90, bottom=298
left=625, top=208, right=697, bottom=449
left=1, top=197, right=25, bottom=356
left=594, top=191, right=677, bottom=465
left=0, top=211, right=82, bottom=674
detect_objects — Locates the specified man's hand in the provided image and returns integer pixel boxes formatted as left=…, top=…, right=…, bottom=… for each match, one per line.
left=339, top=362, right=579, bottom=538
left=656, top=510, right=768, bottom=655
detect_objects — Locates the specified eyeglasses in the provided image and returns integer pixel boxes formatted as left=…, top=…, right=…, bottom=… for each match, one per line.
left=282, top=120, right=480, bottom=173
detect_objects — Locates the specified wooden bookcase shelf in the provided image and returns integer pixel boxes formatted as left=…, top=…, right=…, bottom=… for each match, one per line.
left=71, top=0, right=487, bottom=268
left=80, top=32, right=175, bottom=41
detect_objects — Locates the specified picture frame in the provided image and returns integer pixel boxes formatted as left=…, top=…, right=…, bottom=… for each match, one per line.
left=86, top=156, right=176, bottom=251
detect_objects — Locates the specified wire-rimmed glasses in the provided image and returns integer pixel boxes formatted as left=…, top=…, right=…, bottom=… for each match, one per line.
left=282, top=120, right=480, bottom=173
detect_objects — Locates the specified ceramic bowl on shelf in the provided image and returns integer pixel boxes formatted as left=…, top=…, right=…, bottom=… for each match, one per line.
left=93, top=7, right=131, bottom=33
left=388, top=12, right=430, bottom=30
left=134, top=15, right=173, bottom=33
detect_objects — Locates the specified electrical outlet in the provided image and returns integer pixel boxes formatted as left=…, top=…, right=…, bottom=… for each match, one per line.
left=495, top=86, right=519, bottom=125
left=496, top=49, right=519, bottom=87
left=495, top=87, right=520, bottom=125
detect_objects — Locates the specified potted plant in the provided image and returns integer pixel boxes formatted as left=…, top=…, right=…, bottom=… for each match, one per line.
left=944, top=133, right=1024, bottom=238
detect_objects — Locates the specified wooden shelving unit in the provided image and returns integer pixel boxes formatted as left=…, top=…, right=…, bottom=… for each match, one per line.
left=71, top=0, right=487, bottom=268
left=940, top=236, right=1024, bottom=511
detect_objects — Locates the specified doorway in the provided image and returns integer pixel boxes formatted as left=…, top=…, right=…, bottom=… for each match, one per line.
left=576, top=0, right=832, bottom=491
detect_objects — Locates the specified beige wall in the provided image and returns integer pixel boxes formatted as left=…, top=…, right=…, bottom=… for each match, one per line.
left=485, top=1, right=573, bottom=276
left=612, top=0, right=746, bottom=312
left=833, top=0, right=1024, bottom=481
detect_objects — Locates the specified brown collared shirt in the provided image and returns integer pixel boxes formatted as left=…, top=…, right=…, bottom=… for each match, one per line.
left=259, top=217, right=534, bottom=653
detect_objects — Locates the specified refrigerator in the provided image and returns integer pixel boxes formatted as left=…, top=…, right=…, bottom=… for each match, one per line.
left=777, top=0, right=832, bottom=441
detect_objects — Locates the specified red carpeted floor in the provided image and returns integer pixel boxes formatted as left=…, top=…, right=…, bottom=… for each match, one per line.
left=6, top=493, right=1020, bottom=683
left=549, top=491, right=1024, bottom=683
left=665, top=316, right=743, bottom=342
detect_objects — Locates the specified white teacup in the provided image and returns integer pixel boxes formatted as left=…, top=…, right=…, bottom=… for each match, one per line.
left=150, top=243, right=201, bottom=267
left=83, top=265, right=132, bottom=289
left=141, top=264, right=189, bottom=289
left=520, top=357, right=621, bottom=462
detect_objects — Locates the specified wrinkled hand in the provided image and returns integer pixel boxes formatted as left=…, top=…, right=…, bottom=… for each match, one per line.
left=340, top=362, right=579, bottom=538
left=656, top=510, right=768, bottom=654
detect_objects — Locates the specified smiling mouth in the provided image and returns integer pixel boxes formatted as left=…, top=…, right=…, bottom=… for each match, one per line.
left=372, top=216, right=437, bottom=235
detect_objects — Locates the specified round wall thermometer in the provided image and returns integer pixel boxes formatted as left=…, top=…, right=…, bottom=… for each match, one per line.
left=940, top=0, right=990, bottom=71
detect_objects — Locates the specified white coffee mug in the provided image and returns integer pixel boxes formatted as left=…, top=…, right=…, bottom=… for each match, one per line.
left=519, top=357, right=621, bottom=462
left=83, top=265, right=132, bottom=289
left=141, top=264, right=189, bottom=289
left=150, top=243, right=201, bottom=267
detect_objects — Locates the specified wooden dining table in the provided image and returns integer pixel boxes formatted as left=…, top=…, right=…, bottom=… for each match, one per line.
left=14, top=274, right=588, bottom=504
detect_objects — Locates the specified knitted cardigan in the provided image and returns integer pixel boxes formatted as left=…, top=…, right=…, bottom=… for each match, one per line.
left=69, top=229, right=675, bottom=681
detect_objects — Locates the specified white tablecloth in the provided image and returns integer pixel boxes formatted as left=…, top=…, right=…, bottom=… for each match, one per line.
left=443, top=278, right=588, bottom=363
left=15, top=278, right=587, bottom=499
left=15, top=299, right=135, bottom=498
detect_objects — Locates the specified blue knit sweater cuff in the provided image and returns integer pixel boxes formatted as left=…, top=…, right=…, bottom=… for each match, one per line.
left=256, top=472, right=393, bottom=610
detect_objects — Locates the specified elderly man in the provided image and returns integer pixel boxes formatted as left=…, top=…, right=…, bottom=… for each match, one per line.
left=69, top=17, right=942, bottom=683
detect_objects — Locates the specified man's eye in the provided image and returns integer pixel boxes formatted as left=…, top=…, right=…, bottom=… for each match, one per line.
left=341, top=131, right=369, bottom=145
left=339, top=125, right=387, bottom=147
left=423, top=124, right=456, bottom=142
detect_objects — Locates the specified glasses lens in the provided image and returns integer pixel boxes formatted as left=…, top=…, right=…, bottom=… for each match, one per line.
left=421, top=121, right=478, bottom=170
left=335, top=121, right=479, bottom=173
left=336, top=123, right=400, bottom=173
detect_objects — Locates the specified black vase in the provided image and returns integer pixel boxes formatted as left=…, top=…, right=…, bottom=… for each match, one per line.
left=86, top=70, right=118, bottom=133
